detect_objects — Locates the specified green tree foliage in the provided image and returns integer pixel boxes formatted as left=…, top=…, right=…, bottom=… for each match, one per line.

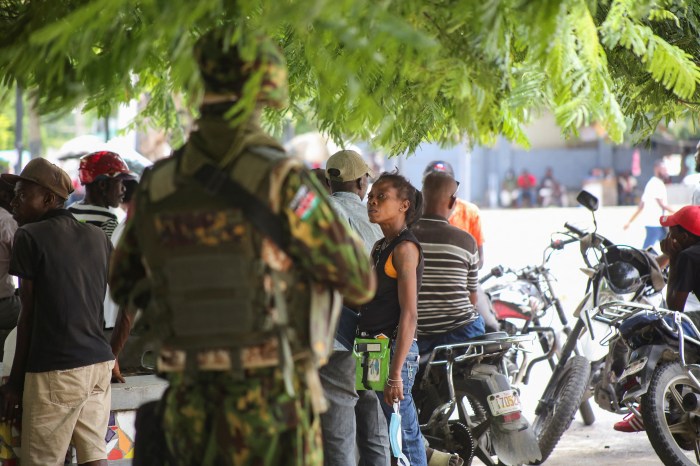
left=1, top=0, right=700, bottom=154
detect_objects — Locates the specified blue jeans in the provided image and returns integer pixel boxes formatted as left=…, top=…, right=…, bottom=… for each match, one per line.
left=375, top=341, right=427, bottom=466
left=643, top=226, right=667, bottom=249
left=417, top=316, right=486, bottom=356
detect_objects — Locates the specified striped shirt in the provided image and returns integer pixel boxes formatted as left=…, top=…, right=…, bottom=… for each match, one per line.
left=67, top=202, right=124, bottom=240
left=412, top=215, right=479, bottom=336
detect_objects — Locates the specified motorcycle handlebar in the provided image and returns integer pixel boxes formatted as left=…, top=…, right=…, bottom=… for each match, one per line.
left=550, top=236, right=580, bottom=250
left=564, top=222, right=587, bottom=237
left=478, top=265, right=506, bottom=284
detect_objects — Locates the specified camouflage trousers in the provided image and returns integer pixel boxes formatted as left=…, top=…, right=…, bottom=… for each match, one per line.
left=161, top=369, right=322, bottom=466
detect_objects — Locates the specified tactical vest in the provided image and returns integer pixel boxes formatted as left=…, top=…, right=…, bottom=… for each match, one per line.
left=131, top=141, right=340, bottom=403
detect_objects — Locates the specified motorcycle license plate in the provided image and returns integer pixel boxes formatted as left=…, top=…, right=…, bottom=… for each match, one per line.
left=487, top=390, right=522, bottom=416
left=620, top=357, right=648, bottom=380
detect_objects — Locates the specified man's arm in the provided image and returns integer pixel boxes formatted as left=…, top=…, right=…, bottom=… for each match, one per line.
left=655, top=197, right=675, bottom=214
left=0, top=279, right=33, bottom=424
left=282, top=170, right=375, bottom=306
left=385, top=240, right=420, bottom=406
left=110, top=212, right=147, bottom=308
left=661, top=237, right=693, bottom=311
left=110, top=306, right=137, bottom=383
left=624, top=201, right=645, bottom=230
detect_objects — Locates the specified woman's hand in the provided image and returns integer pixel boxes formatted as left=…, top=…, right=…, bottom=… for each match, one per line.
left=384, top=378, right=404, bottom=405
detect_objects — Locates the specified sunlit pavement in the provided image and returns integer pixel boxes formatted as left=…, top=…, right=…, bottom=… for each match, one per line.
left=477, top=205, right=666, bottom=465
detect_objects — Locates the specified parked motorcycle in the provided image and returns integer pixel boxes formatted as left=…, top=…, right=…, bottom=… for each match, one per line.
left=531, top=190, right=666, bottom=463
left=415, top=332, right=542, bottom=465
left=586, top=301, right=700, bottom=465
left=480, top=222, right=597, bottom=424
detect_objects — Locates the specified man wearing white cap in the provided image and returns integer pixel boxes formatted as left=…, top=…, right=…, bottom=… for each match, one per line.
left=321, top=149, right=390, bottom=466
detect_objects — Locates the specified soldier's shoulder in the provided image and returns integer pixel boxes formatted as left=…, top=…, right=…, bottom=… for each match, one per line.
left=141, top=156, right=179, bottom=202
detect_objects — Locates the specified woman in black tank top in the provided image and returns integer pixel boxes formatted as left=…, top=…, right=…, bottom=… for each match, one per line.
left=360, top=172, right=427, bottom=466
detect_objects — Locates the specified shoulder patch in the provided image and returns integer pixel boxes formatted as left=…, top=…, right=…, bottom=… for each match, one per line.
left=289, top=185, right=320, bottom=220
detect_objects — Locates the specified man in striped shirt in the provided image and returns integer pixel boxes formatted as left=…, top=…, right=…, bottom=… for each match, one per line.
left=413, top=172, right=484, bottom=355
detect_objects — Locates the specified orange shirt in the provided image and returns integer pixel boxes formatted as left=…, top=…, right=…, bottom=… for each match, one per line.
left=448, top=198, right=484, bottom=246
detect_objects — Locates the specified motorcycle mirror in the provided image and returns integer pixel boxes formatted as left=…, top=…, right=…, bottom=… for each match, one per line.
left=576, top=190, right=599, bottom=212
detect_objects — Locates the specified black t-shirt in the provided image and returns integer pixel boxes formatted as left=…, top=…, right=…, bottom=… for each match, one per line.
left=359, top=229, right=423, bottom=337
left=9, top=209, right=114, bottom=372
left=671, top=242, right=700, bottom=300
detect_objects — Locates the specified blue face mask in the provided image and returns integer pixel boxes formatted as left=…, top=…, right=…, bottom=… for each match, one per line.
left=389, top=402, right=410, bottom=466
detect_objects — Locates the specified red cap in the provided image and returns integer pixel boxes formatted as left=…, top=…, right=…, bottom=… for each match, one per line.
left=660, top=205, right=700, bottom=236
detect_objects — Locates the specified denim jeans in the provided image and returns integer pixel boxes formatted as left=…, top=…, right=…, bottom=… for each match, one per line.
left=417, top=316, right=486, bottom=356
left=375, top=341, right=427, bottom=466
left=643, top=226, right=667, bottom=249
left=319, top=350, right=390, bottom=466
left=356, top=390, right=390, bottom=466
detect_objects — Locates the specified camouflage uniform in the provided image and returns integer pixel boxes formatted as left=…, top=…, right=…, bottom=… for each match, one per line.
left=109, top=32, right=374, bottom=466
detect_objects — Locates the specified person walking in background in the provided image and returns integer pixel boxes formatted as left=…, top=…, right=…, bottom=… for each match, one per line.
left=359, top=172, right=426, bottom=466
left=0, top=181, right=19, bottom=332
left=517, top=168, right=537, bottom=207
left=624, top=160, right=675, bottom=249
left=68, top=151, right=133, bottom=239
left=0, top=158, right=114, bottom=466
left=321, top=149, right=390, bottom=466
left=109, top=29, right=375, bottom=466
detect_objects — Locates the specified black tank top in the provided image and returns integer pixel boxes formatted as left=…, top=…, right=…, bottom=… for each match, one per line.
left=358, top=228, right=424, bottom=337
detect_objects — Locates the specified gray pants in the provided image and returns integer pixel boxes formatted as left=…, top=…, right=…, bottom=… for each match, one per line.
left=319, top=350, right=390, bottom=466
left=0, top=295, right=20, bottom=329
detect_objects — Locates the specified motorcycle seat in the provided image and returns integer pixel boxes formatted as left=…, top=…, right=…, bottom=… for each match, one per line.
left=465, top=331, right=510, bottom=342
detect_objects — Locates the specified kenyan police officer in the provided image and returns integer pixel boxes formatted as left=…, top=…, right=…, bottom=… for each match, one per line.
left=109, top=29, right=375, bottom=466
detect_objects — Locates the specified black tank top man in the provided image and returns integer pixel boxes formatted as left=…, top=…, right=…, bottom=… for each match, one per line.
left=359, top=228, right=424, bottom=338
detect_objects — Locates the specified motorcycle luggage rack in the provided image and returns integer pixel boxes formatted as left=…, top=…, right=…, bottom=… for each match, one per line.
left=420, top=334, right=534, bottom=384
left=590, top=301, right=655, bottom=326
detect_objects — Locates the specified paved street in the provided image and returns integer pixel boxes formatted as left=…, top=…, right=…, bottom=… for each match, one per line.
left=479, top=204, right=666, bottom=465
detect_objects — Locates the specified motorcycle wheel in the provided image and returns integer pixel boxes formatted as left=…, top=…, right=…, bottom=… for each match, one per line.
left=641, top=362, right=700, bottom=466
left=530, top=355, right=591, bottom=464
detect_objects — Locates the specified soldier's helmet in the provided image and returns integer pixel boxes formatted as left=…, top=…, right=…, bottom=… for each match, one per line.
left=194, top=30, right=288, bottom=109
left=79, top=151, right=131, bottom=185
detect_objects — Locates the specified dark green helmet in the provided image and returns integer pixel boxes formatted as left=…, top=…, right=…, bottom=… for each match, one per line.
left=194, top=30, right=288, bottom=108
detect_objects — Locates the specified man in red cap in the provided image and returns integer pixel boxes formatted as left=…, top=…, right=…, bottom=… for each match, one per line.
left=660, top=205, right=700, bottom=311
left=614, top=205, right=700, bottom=433
left=69, top=151, right=133, bottom=240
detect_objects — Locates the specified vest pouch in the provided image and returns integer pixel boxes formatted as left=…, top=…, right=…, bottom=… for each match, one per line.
left=163, top=253, right=267, bottom=349
left=353, top=338, right=391, bottom=391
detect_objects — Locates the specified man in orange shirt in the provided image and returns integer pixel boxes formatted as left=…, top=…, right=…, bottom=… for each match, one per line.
left=423, top=161, right=498, bottom=331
